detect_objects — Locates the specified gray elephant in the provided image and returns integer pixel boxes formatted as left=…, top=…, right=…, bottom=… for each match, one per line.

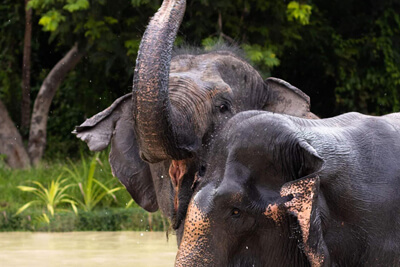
left=176, top=110, right=400, bottom=266
left=74, top=0, right=316, bottom=243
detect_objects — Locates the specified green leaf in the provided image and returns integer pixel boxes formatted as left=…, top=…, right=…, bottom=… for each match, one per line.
left=124, top=39, right=140, bottom=56
left=131, top=0, right=149, bottom=7
left=63, top=0, right=90, bottom=13
left=17, top=186, right=38, bottom=192
left=61, top=199, right=79, bottom=215
left=125, top=199, right=134, bottom=209
left=38, top=10, right=66, bottom=32
left=47, top=203, right=54, bottom=216
left=201, top=37, right=222, bottom=51
left=38, top=213, right=50, bottom=224
left=15, top=201, right=40, bottom=215
left=242, top=44, right=280, bottom=68
left=286, top=1, right=312, bottom=25
left=84, top=17, right=108, bottom=40
left=104, top=16, right=118, bottom=25
left=28, top=0, right=53, bottom=10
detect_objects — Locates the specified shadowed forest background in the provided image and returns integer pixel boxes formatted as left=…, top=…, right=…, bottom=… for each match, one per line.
left=0, top=0, right=399, bottom=230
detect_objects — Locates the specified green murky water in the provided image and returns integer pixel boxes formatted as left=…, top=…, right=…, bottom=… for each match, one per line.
left=0, top=232, right=177, bottom=267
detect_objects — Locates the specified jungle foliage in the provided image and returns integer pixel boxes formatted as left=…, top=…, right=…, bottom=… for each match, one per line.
left=0, top=151, right=168, bottom=232
left=0, top=0, right=399, bottom=161
left=0, top=208, right=167, bottom=232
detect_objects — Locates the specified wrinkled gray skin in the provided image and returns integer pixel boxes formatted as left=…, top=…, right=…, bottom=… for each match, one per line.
left=177, top=111, right=400, bottom=266
left=73, top=0, right=316, bottom=244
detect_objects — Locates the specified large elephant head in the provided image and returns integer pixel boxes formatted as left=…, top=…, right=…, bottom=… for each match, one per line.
left=176, top=111, right=329, bottom=267
left=74, top=0, right=317, bottom=242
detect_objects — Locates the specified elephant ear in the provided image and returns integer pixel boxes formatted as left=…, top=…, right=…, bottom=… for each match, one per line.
left=280, top=176, right=330, bottom=267
left=73, top=94, right=158, bottom=212
left=264, top=77, right=318, bottom=119
left=264, top=138, right=328, bottom=266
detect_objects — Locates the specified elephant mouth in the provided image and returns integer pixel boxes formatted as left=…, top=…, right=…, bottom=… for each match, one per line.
left=169, top=159, right=188, bottom=212
left=169, top=158, right=198, bottom=232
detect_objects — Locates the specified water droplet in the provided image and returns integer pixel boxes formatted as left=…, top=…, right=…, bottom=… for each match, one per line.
left=246, top=246, right=249, bottom=249
left=161, top=175, right=164, bottom=179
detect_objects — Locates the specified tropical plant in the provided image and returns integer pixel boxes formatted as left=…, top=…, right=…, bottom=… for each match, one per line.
left=16, top=174, right=78, bottom=218
left=64, top=152, right=124, bottom=211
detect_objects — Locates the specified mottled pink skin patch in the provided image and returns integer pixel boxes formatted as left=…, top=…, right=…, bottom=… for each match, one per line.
left=280, top=176, right=325, bottom=267
left=264, top=203, right=284, bottom=223
left=175, top=199, right=213, bottom=267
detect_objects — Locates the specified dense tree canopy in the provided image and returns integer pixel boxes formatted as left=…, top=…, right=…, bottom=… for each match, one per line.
left=0, top=0, right=399, bottom=163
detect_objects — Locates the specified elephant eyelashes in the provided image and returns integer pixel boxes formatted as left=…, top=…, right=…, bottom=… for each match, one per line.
left=231, top=208, right=241, bottom=218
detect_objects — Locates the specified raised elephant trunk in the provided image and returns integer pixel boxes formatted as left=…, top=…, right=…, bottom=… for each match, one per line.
left=133, top=0, right=195, bottom=163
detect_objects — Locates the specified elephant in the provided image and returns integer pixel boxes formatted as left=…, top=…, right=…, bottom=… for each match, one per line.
left=176, top=110, right=400, bottom=267
left=73, top=0, right=317, bottom=243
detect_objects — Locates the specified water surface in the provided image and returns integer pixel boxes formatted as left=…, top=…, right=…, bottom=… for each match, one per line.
left=0, top=232, right=177, bottom=267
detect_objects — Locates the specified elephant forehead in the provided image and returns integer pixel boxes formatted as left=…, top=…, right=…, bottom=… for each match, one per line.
left=171, top=54, right=219, bottom=75
left=170, top=53, right=248, bottom=86
left=169, top=72, right=232, bottom=98
left=171, top=52, right=243, bottom=72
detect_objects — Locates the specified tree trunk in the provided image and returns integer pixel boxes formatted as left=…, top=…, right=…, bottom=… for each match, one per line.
left=28, top=43, right=85, bottom=165
left=21, top=0, right=32, bottom=132
left=0, top=99, right=31, bottom=169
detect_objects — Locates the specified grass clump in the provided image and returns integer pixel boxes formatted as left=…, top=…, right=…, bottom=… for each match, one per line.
left=64, top=152, right=124, bottom=212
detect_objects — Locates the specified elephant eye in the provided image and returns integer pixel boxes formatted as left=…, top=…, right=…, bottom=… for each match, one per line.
left=231, top=208, right=241, bottom=218
left=219, top=104, right=230, bottom=113
left=192, top=171, right=202, bottom=191
left=198, top=165, right=206, bottom=177
left=192, top=165, right=206, bottom=191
